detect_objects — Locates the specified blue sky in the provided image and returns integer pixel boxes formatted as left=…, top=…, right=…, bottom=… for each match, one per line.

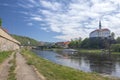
left=0, top=0, right=120, bottom=42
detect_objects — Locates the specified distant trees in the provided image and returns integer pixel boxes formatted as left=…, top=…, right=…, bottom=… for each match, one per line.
left=68, top=36, right=116, bottom=49
left=68, top=38, right=81, bottom=48
left=80, top=38, right=89, bottom=49
left=111, top=44, right=120, bottom=52
left=116, top=37, right=120, bottom=44
left=111, top=37, right=120, bottom=52
left=0, top=18, right=2, bottom=26
left=80, top=37, right=109, bottom=49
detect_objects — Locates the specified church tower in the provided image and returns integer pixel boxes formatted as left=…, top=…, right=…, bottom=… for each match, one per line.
left=99, top=20, right=102, bottom=29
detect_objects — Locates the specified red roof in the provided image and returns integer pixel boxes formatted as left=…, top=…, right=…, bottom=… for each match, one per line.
left=90, top=28, right=110, bottom=34
left=64, top=41, right=70, bottom=45
left=56, top=41, right=70, bottom=45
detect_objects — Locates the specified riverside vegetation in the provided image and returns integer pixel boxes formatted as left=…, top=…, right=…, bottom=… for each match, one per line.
left=21, top=49, right=118, bottom=80
left=0, top=51, right=12, bottom=63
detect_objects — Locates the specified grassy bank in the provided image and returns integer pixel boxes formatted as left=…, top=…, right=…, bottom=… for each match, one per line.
left=21, top=49, right=117, bottom=80
left=78, top=49, right=120, bottom=55
left=0, top=51, right=12, bottom=63
left=53, top=48, right=120, bottom=54
left=77, top=49, right=101, bottom=54
left=111, top=52, right=120, bottom=55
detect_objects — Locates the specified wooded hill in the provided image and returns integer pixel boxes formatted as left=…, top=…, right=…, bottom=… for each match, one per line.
left=11, top=34, right=40, bottom=46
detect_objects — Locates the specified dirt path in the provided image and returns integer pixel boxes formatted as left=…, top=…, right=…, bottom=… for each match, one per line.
left=16, top=52, right=41, bottom=80
left=0, top=53, right=14, bottom=80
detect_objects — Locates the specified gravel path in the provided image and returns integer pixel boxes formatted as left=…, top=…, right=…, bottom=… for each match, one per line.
left=0, top=53, right=13, bottom=80
left=16, top=52, right=41, bottom=80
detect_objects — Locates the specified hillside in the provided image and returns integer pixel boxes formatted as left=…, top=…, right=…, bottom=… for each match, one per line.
left=11, top=34, right=40, bottom=46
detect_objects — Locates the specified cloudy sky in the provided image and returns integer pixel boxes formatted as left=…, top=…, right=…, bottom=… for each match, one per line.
left=0, top=0, right=120, bottom=42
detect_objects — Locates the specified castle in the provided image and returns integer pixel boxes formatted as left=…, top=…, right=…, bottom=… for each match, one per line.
left=89, top=21, right=111, bottom=38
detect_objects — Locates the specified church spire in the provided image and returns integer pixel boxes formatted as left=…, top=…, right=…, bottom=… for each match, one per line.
left=99, top=20, right=102, bottom=29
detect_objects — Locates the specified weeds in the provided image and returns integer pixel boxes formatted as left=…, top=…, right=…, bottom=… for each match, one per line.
left=0, top=51, right=12, bottom=63
left=7, top=53, right=16, bottom=80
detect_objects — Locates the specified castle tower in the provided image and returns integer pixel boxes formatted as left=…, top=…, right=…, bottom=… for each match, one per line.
left=99, top=20, right=102, bottom=29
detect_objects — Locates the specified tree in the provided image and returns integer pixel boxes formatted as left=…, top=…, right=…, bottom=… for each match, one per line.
left=111, top=44, right=120, bottom=52
left=80, top=38, right=90, bottom=49
left=0, top=18, right=2, bottom=26
left=68, top=38, right=81, bottom=48
left=111, top=32, right=115, bottom=40
left=116, top=37, right=120, bottom=44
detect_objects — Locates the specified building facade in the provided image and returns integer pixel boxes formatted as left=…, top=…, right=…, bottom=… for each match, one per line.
left=89, top=21, right=111, bottom=38
left=0, top=27, right=20, bottom=51
left=55, top=41, right=70, bottom=48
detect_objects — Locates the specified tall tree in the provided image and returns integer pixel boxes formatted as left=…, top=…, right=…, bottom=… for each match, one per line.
left=116, top=37, right=120, bottom=44
left=111, top=32, right=115, bottom=40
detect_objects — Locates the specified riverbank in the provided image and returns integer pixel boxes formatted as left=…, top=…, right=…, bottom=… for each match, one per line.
left=21, top=49, right=119, bottom=80
left=52, top=48, right=120, bottom=55
left=77, top=49, right=101, bottom=54
left=78, top=49, right=120, bottom=55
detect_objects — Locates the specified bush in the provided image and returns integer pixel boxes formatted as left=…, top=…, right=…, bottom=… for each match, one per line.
left=111, top=44, right=120, bottom=52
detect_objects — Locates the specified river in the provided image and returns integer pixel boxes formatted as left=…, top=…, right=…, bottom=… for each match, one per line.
left=33, top=49, right=120, bottom=78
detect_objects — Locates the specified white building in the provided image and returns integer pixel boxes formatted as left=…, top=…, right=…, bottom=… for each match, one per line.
left=89, top=21, right=111, bottom=38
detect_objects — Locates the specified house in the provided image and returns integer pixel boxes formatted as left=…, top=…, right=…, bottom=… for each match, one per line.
left=55, top=41, right=70, bottom=48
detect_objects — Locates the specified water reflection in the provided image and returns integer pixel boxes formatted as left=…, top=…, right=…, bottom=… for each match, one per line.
left=33, top=50, right=120, bottom=78
left=87, top=54, right=115, bottom=74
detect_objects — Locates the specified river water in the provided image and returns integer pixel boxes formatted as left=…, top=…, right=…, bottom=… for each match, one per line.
left=33, top=50, right=120, bottom=78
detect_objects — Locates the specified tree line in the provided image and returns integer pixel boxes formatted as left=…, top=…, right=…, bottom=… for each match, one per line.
left=68, top=36, right=120, bottom=52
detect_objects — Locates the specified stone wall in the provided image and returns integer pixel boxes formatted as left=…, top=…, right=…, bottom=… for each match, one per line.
left=0, top=27, right=20, bottom=51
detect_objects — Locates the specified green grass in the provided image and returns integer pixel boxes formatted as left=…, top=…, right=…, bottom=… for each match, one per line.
left=111, top=52, right=120, bottom=55
left=78, top=49, right=102, bottom=54
left=21, top=49, right=117, bottom=80
left=78, top=49, right=120, bottom=55
left=7, top=53, right=16, bottom=80
left=0, top=51, right=12, bottom=63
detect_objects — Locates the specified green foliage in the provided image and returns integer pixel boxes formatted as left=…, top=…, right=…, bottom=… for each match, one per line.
left=111, top=44, right=120, bottom=52
left=80, top=38, right=90, bottom=49
left=21, top=49, right=112, bottom=80
left=0, top=51, right=12, bottom=63
left=0, top=18, right=2, bottom=26
left=116, top=37, right=120, bottom=44
left=69, top=37, right=109, bottom=49
left=11, top=34, right=39, bottom=46
left=68, top=38, right=81, bottom=48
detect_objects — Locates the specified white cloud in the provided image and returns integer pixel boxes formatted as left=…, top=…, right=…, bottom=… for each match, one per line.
left=40, top=27, right=50, bottom=32
left=40, top=0, right=62, bottom=11
left=31, top=17, right=42, bottom=21
left=27, top=23, right=33, bottom=26
left=28, top=0, right=36, bottom=4
left=18, top=0, right=120, bottom=41
left=18, top=3, right=34, bottom=8
left=2, top=3, right=9, bottom=6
